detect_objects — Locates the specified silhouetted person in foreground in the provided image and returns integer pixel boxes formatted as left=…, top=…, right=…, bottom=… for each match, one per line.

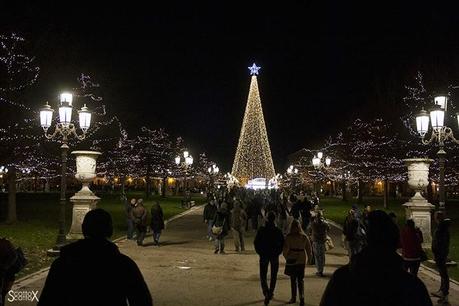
left=254, top=211, right=284, bottom=305
left=320, top=210, right=432, bottom=306
left=38, top=209, right=153, bottom=306
left=431, top=211, right=451, bottom=304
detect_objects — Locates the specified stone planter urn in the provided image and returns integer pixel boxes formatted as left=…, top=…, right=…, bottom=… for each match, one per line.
left=403, top=158, right=434, bottom=248
left=67, top=150, right=102, bottom=240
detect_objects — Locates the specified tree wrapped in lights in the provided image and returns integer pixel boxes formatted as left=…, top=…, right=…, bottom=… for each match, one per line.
left=232, top=64, right=275, bottom=185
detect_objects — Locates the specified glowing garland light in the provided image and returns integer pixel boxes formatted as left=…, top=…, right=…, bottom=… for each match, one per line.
left=231, top=64, right=275, bottom=185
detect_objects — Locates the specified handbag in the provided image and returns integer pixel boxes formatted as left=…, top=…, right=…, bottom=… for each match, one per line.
left=212, top=219, right=225, bottom=235
left=325, top=235, right=335, bottom=251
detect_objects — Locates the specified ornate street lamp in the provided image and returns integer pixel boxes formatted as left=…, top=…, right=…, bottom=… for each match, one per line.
left=174, top=151, right=194, bottom=199
left=312, top=152, right=331, bottom=170
left=39, top=92, right=91, bottom=253
left=208, top=164, right=220, bottom=192
left=414, top=94, right=459, bottom=211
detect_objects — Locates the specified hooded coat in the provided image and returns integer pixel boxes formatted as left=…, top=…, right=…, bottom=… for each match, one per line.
left=320, top=246, right=432, bottom=306
left=38, top=238, right=152, bottom=306
left=432, top=219, right=451, bottom=262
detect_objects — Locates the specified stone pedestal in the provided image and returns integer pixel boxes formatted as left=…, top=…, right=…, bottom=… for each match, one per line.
left=66, top=151, right=101, bottom=240
left=402, top=158, right=434, bottom=248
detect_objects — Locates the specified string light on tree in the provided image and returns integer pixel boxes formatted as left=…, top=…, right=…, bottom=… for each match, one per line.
left=232, top=63, right=275, bottom=185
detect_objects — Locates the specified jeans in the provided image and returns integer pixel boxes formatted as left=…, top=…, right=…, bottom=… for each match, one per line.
left=290, top=273, right=304, bottom=299
left=436, top=258, right=449, bottom=296
left=403, top=260, right=420, bottom=276
left=232, top=228, right=245, bottom=251
left=259, top=257, right=279, bottom=297
left=153, top=231, right=161, bottom=243
left=313, top=241, right=326, bottom=274
left=136, top=225, right=146, bottom=246
left=207, top=220, right=214, bottom=239
left=127, top=219, right=134, bottom=239
left=214, top=237, right=225, bottom=252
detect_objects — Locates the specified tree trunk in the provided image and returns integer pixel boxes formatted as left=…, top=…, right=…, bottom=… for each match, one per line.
left=121, top=176, right=126, bottom=195
left=383, top=178, right=389, bottom=209
left=342, top=180, right=347, bottom=201
left=357, top=179, right=363, bottom=204
left=162, top=176, right=167, bottom=198
left=7, top=167, right=17, bottom=224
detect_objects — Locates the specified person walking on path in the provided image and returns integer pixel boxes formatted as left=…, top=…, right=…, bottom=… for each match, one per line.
left=203, top=198, right=218, bottom=241
left=283, top=219, right=311, bottom=306
left=431, top=211, right=451, bottom=304
left=231, top=201, right=248, bottom=252
left=125, top=196, right=136, bottom=240
left=307, top=210, right=330, bottom=277
left=254, top=211, right=284, bottom=305
left=132, top=198, right=148, bottom=246
left=343, top=206, right=366, bottom=260
left=38, top=209, right=153, bottom=306
left=212, top=202, right=230, bottom=254
left=400, top=219, right=423, bottom=276
left=320, top=210, right=432, bottom=306
left=150, top=201, right=165, bottom=246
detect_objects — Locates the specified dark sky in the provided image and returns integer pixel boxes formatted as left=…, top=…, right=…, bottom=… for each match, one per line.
left=3, top=2, right=459, bottom=172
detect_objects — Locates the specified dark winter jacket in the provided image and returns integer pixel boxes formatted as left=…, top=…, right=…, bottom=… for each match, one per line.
left=308, top=218, right=330, bottom=243
left=131, top=204, right=147, bottom=226
left=203, top=203, right=217, bottom=222
left=254, top=222, right=284, bottom=259
left=230, top=204, right=247, bottom=230
left=400, top=226, right=423, bottom=260
left=320, top=246, right=432, bottom=306
left=432, top=219, right=451, bottom=262
left=213, top=208, right=230, bottom=238
left=150, top=204, right=165, bottom=232
left=38, top=238, right=152, bottom=306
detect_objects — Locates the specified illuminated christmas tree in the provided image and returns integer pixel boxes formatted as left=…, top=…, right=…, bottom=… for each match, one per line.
left=231, top=64, right=275, bottom=184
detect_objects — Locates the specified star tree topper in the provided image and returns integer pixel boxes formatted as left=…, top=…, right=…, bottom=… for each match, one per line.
left=248, top=63, right=261, bottom=75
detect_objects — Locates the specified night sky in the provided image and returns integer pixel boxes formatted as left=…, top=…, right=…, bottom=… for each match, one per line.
left=3, top=3, right=459, bottom=171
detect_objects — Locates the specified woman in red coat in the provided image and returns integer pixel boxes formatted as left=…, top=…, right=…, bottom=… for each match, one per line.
left=400, top=219, right=423, bottom=276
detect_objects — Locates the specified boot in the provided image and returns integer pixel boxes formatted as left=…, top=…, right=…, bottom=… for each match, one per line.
left=299, top=297, right=305, bottom=306
left=287, top=298, right=296, bottom=304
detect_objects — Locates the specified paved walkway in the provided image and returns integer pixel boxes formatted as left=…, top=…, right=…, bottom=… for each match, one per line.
left=8, top=206, right=459, bottom=305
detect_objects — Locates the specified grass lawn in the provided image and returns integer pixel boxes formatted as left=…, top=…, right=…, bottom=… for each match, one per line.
left=320, top=196, right=459, bottom=281
left=0, top=192, right=205, bottom=278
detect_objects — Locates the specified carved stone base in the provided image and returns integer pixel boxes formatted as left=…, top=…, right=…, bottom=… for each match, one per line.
left=66, top=190, right=100, bottom=240
left=403, top=195, right=434, bottom=249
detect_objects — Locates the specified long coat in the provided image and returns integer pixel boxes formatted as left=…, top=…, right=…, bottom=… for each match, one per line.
left=283, top=232, right=311, bottom=265
left=38, top=238, right=152, bottom=306
left=150, top=204, right=165, bottom=233
left=213, top=208, right=230, bottom=239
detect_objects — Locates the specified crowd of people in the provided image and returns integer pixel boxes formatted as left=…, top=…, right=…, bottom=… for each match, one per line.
left=203, top=188, right=331, bottom=305
left=0, top=186, right=452, bottom=306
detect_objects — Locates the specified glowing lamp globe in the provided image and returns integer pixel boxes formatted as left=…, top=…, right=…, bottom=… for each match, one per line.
left=78, top=104, right=91, bottom=132
left=175, top=156, right=180, bottom=165
left=434, top=95, right=447, bottom=111
left=185, top=155, right=193, bottom=166
left=183, top=151, right=189, bottom=158
left=430, top=105, right=445, bottom=131
left=312, top=156, right=321, bottom=168
left=40, top=102, right=54, bottom=130
left=325, top=157, right=331, bottom=167
left=60, top=92, right=73, bottom=106
left=317, top=152, right=323, bottom=159
left=416, top=109, right=429, bottom=137
left=58, top=104, right=72, bottom=126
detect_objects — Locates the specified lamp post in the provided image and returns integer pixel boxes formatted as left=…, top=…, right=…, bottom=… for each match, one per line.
left=39, top=92, right=92, bottom=252
left=175, top=150, right=193, bottom=198
left=286, top=165, right=299, bottom=191
left=0, top=166, right=7, bottom=192
left=311, top=152, right=331, bottom=196
left=414, top=94, right=459, bottom=212
left=207, top=164, right=219, bottom=193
